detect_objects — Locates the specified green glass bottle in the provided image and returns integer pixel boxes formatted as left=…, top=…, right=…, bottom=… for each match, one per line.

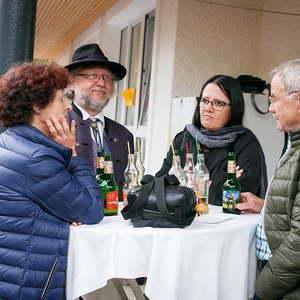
left=101, top=152, right=118, bottom=216
left=96, top=150, right=106, bottom=210
left=96, top=150, right=105, bottom=182
left=222, top=152, right=241, bottom=215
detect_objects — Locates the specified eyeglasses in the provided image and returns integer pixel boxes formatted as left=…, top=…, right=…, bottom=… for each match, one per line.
left=199, top=97, right=231, bottom=111
left=76, top=73, right=114, bottom=83
left=269, top=91, right=299, bottom=104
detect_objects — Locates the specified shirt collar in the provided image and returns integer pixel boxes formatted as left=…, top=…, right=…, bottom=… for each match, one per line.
left=73, top=101, right=105, bottom=127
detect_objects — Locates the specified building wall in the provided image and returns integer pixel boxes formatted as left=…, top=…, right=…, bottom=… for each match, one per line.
left=172, top=0, right=300, bottom=96
left=172, top=0, right=261, bottom=98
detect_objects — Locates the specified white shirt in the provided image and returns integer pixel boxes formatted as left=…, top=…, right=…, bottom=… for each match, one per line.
left=73, top=102, right=105, bottom=146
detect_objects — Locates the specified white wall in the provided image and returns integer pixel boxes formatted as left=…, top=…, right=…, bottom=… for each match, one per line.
left=145, top=0, right=179, bottom=174
left=243, top=94, right=283, bottom=182
left=172, top=0, right=261, bottom=97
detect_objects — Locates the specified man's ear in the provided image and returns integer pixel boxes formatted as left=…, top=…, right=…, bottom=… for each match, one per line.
left=64, top=87, right=75, bottom=100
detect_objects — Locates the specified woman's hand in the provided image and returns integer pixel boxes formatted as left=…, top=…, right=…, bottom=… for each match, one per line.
left=236, top=165, right=243, bottom=179
left=71, top=221, right=82, bottom=226
left=46, top=114, right=77, bottom=156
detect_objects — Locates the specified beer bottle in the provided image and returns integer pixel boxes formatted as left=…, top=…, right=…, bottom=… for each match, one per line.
left=96, top=150, right=106, bottom=209
left=102, top=152, right=118, bottom=216
left=96, top=150, right=105, bottom=182
left=222, top=152, right=241, bottom=215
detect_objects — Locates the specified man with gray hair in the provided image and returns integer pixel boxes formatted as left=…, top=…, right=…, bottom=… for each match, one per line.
left=65, top=44, right=134, bottom=201
left=238, top=58, right=300, bottom=299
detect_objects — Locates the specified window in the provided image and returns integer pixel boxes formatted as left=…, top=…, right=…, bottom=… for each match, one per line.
left=115, top=10, right=155, bottom=161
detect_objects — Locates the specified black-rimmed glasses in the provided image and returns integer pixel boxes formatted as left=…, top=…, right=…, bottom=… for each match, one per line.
left=269, top=91, right=300, bottom=104
left=76, top=73, right=114, bottom=83
left=199, top=97, right=231, bottom=111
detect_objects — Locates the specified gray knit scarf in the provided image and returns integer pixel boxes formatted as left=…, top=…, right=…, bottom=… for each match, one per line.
left=185, top=124, right=247, bottom=149
left=185, top=123, right=268, bottom=198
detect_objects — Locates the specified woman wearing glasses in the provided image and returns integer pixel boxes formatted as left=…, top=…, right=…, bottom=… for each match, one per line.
left=156, top=74, right=267, bottom=205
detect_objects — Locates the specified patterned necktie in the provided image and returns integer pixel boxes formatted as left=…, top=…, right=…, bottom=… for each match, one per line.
left=88, top=118, right=103, bottom=151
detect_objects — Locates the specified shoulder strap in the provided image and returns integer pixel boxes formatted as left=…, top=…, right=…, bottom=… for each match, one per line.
left=155, top=176, right=186, bottom=226
left=121, top=180, right=154, bottom=219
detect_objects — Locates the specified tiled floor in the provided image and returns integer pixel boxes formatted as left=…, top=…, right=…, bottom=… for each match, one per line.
left=80, top=279, right=146, bottom=300
left=123, top=282, right=146, bottom=299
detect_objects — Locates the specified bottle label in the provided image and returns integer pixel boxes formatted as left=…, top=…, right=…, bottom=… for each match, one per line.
left=123, top=191, right=128, bottom=207
left=96, top=156, right=105, bottom=169
left=227, top=160, right=236, bottom=173
left=106, top=191, right=118, bottom=210
left=105, top=161, right=113, bottom=174
left=222, top=190, right=240, bottom=209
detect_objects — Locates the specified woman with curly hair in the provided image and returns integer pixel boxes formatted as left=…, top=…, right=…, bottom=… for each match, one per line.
left=0, top=62, right=103, bottom=300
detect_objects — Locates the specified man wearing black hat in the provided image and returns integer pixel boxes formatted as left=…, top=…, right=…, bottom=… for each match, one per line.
left=65, top=43, right=134, bottom=201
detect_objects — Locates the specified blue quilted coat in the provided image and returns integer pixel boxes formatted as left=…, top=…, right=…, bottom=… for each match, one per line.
left=0, top=125, right=104, bottom=300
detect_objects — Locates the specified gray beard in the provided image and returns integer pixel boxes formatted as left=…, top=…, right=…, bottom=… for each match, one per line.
left=75, top=89, right=110, bottom=113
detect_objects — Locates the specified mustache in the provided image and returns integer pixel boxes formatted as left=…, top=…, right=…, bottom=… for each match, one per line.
left=74, top=89, right=111, bottom=112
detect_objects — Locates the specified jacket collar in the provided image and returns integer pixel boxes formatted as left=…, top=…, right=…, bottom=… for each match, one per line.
left=289, top=128, right=300, bottom=148
left=7, top=125, right=73, bottom=161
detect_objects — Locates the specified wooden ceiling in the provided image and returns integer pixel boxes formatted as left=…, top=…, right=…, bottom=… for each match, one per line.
left=34, top=0, right=118, bottom=60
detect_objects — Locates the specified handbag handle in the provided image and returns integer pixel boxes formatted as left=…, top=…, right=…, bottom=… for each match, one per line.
left=121, top=179, right=154, bottom=220
left=155, top=175, right=195, bottom=227
left=122, top=174, right=196, bottom=227
left=155, top=175, right=195, bottom=226
left=155, top=176, right=184, bottom=226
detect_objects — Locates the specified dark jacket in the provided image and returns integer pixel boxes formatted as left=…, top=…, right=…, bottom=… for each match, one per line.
left=68, top=106, right=134, bottom=195
left=255, top=129, right=300, bottom=300
left=156, top=128, right=267, bottom=205
left=0, top=125, right=103, bottom=300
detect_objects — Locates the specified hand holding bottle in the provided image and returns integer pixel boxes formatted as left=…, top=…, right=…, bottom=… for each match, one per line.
left=237, top=192, right=264, bottom=213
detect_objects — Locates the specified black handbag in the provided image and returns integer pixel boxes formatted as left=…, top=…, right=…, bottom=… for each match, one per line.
left=236, top=75, right=269, bottom=94
left=121, top=174, right=197, bottom=228
left=237, top=74, right=270, bottom=115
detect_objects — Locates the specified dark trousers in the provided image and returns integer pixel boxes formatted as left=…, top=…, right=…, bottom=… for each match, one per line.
left=253, top=294, right=262, bottom=300
left=257, top=259, right=268, bottom=272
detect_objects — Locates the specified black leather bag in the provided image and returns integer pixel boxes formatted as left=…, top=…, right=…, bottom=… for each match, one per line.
left=121, top=174, right=197, bottom=228
left=237, top=75, right=269, bottom=94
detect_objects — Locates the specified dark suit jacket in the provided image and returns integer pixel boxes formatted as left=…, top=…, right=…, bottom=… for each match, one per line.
left=68, top=105, right=134, bottom=197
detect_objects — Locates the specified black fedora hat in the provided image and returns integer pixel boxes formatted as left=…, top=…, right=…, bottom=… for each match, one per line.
left=65, top=43, right=127, bottom=81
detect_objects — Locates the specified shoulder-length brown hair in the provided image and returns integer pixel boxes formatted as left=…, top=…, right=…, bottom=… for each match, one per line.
left=0, top=61, right=70, bottom=127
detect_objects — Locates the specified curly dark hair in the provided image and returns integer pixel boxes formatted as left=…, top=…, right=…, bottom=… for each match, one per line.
left=0, top=61, right=71, bottom=126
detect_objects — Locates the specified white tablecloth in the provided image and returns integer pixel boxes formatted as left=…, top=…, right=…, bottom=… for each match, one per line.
left=66, top=205, right=259, bottom=300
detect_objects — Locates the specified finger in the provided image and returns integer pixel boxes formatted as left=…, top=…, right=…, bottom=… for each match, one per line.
left=240, top=193, right=247, bottom=202
left=50, top=115, right=65, bottom=136
left=70, top=120, right=76, bottom=135
left=237, top=202, right=250, bottom=210
left=60, top=114, right=71, bottom=134
left=46, top=119, right=59, bottom=138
